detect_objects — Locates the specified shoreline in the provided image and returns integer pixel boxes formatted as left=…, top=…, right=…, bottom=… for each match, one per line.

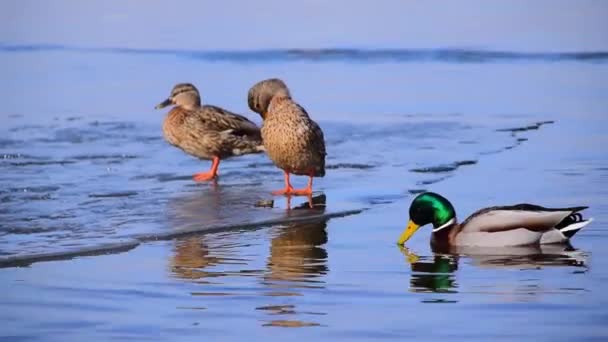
left=0, top=118, right=554, bottom=268
left=0, top=208, right=363, bottom=268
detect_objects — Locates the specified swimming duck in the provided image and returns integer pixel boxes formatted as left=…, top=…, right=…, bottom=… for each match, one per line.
left=155, top=83, right=264, bottom=181
left=398, top=192, right=593, bottom=247
left=247, top=78, right=326, bottom=196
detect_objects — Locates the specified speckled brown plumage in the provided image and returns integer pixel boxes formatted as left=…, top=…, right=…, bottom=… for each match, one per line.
left=248, top=78, right=326, bottom=195
left=162, top=104, right=263, bottom=160
left=263, top=96, right=326, bottom=176
left=157, top=83, right=263, bottom=181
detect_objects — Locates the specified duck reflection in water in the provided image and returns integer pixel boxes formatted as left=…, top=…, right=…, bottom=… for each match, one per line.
left=166, top=192, right=330, bottom=285
left=400, top=243, right=588, bottom=295
left=170, top=236, right=235, bottom=281
left=165, top=189, right=261, bottom=282
left=401, top=247, right=459, bottom=294
left=257, top=195, right=329, bottom=327
left=264, top=194, right=329, bottom=290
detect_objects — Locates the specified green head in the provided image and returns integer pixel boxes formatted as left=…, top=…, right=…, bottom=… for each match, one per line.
left=398, top=192, right=456, bottom=245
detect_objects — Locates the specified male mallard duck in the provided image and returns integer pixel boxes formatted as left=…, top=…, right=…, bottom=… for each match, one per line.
left=398, top=192, right=593, bottom=247
left=155, top=83, right=263, bottom=181
left=247, top=78, right=326, bottom=196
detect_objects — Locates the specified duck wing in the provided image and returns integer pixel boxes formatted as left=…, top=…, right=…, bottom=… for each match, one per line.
left=298, top=104, right=327, bottom=157
left=460, top=204, right=588, bottom=233
left=190, top=105, right=261, bottom=137
left=294, top=103, right=326, bottom=176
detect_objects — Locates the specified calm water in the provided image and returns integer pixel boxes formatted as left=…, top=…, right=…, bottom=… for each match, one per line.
left=2, top=25, right=608, bottom=342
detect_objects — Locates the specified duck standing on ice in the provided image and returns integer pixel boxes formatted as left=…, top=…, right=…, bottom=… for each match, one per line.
left=156, top=83, right=264, bottom=182
left=247, top=78, right=326, bottom=196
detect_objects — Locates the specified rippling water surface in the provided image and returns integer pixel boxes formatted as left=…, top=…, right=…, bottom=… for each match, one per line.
left=1, top=38, right=608, bottom=340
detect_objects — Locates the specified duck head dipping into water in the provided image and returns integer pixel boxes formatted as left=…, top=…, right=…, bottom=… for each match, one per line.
left=156, top=83, right=264, bottom=182
left=248, top=78, right=326, bottom=196
left=399, top=192, right=593, bottom=248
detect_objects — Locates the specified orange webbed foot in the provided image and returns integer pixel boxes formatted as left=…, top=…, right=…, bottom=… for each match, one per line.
left=291, top=173, right=314, bottom=196
left=272, top=171, right=314, bottom=196
left=193, top=171, right=217, bottom=182
left=290, top=187, right=313, bottom=196
left=271, top=185, right=312, bottom=196
left=272, top=187, right=295, bottom=196
left=193, top=156, right=220, bottom=182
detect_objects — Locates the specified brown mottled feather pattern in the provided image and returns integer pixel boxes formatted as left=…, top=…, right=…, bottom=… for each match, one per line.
left=262, top=96, right=326, bottom=177
left=163, top=105, right=263, bottom=160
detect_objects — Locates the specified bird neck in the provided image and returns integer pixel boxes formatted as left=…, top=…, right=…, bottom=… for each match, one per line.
left=432, top=217, right=457, bottom=233
left=269, top=94, right=290, bottom=105
left=266, top=95, right=290, bottom=119
left=180, top=102, right=200, bottom=111
left=431, top=218, right=459, bottom=247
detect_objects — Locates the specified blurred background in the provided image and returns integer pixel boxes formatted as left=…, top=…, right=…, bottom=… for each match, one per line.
left=2, top=0, right=607, bottom=118
left=3, top=0, right=607, bottom=50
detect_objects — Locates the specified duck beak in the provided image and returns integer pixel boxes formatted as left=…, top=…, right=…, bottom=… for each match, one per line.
left=398, top=220, right=420, bottom=245
left=155, top=98, right=172, bottom=109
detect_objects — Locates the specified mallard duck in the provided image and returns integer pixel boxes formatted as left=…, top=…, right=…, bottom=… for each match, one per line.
left=155, top=83, right=264, bottom=181
left=247, top=78, right=326, bottom=196
left=398, top=192, right=593, bottom=247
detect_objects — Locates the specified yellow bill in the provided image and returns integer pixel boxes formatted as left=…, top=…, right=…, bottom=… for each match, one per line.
left=397, top=220, right=420, bottom=245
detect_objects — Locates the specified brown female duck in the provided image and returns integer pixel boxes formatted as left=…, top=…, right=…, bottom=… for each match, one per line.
left=247, top=78, right=326, bottom=196
left=398, top=192, right=593, bottom=248
left=156, top=83, right=263, bottom=181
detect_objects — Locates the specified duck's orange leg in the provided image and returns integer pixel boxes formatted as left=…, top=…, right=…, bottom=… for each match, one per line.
left=272, top=170, right=295, bottom=195
left=193, top=156, right=220, bottom=182
left=290, top=173, right=313, bottom=196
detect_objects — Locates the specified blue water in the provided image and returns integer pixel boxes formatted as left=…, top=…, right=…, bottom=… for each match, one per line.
left=2, top=45, right=568, bottom=261
left=1, top=1, right=608, bottom=340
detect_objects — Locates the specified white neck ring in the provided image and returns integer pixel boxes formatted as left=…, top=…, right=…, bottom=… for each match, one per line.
left=433, top=218, right=456, bottom=232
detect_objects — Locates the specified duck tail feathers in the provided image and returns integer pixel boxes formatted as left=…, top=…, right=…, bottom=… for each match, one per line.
left=559, top=218, right=593, bottom=239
